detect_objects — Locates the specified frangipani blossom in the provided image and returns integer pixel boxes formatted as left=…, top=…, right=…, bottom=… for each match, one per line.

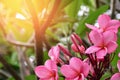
left=71, top=33, right=85, bottom=54
left=35, top=60, right=58, bottom=80
left=71, top=44, right=85, bottom=53
left=86, top=14, right=120, bottom=33
left=61, top=57, right=90, bottom=80
left=48, top=46, right=60, bottom=63
left=85, top=30, right=117, bottom=59
left=111, top=60, right=120, bottom=80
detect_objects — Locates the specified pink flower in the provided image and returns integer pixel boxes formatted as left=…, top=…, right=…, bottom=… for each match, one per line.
left=71, top=33, right=85, bottom=54
left=48, top=46, right=60, bottom=63
left=86, top=14, right=120, bottom=33
left=60, top=57, right=90, bottom=80
left=34, top=60, right=58, bottom=80
left=111, top=60, right=120, bottom=80
left=58, top=45, right=72, bottom=57
left=85, top=30, right=117, bottom=59
left=71, top=44, right=85, bottom=53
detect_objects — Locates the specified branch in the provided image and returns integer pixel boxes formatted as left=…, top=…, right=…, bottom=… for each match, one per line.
left=111, top=0, right=116, bottom=19
left=25, top=0, right=61, bottom=66
left=40, top=0, right=61, bottom=35
left=95, top=0, right=100, bottom=8
left=6, top=35, right=34, bottom=48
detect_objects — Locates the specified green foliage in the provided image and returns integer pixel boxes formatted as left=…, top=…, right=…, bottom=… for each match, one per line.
left=65, top=0, right=82, bottom=18
left=111, top=31, right=120, bottom=67
left=0, top=0, right=118, bottom=80
left=8, top=75, right=36, bottom=80
left=25, top=75, right=36, bottom=80
left=76, top=5, right=109, bottom=37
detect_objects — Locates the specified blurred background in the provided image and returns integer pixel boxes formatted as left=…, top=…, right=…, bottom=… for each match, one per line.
left=0, top=0, right=120, bottom=80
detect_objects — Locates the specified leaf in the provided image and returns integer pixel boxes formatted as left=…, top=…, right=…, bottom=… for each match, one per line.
left=58, top=0, right=73, bottom=10
left=65, top=0, right=82, bottom=18
left=76, top=5, right=109, bottom=37
left=111, top=31, right=120, bottom=67
left=43, top=51, right=49, bottom=63
left=25, top=75, right=36, bottom=80
left=100, top=71, right=111, bottom=80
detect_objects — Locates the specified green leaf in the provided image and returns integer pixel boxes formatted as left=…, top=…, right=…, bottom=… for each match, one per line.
left=7, top=77, right=15, bottom=80
left=111, top=31, right=120, bottom=67
left=65, top=0, right=82, bottom=18
left=58, top=0, right=73, bottom=10
left=59, top=77, right=64, bottom=80
left=76, top=5, right=109, bottom=37
left=43, top=51, right=49, bottom=63
left=100, top=71, right=111, bottom=80
left=25, top=75, right=36, bottom=80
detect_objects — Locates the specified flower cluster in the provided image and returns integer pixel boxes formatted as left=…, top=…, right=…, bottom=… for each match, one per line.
left=34, top=14, right=120, bottom=80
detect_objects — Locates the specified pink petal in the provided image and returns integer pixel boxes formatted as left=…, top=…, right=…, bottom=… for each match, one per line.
left=74, top=74, right=85, bottom=80
left=89, top=30, right=103, bottom=46
left=82, top=63, right=90, bottom=77
left=85, top=46, right=101, bottom=54
left=85, top=23, right=98, bottom=30
left=70, top=57, right=83, bottom=73
left=107, top=41, right=118, bottom=54
left=96, top=48, right=107, bottom=59
left=35, top=66, right=52, bottom=78
left=45, top=60, right=57, bottom=72
left=106, top=26, right=118, bottom=33
left=71, top=44, right=79, bottom=52
left=110, top=73, right=120, bottom=80
left=48, top=46, right=60, bottom=61
left=98, top=14, right=111, bottom=28
left=61, top=65, right=77, bottom=78
left=103, top=31, right=115, bottom=45
left=117, top=60, right=120, bottom=72
left=108, top=20, right=120, bottom=28
left=118, top=53, right=120, bottom=58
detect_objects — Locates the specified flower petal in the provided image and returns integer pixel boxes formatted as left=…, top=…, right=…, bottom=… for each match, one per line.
left=98, top=14, right=111, bottom=28
left=61, top=65, right=77, bottom=78
left=82, top=62, right=90, bottom=77
left=48, top=46, right=60, bottom=62
left=70, top=57, right=83, bottom=73
left=107, top=41, right=118, bottom=54
left=85, top=46, right=101, bottom=54
left=103, top=31, right=115, bottom=44
left=89, top=30, right=103, bottom=46
left=35, top=66, right=52, bottom=78
left=96, top=48, right=107, bottom=59
left=110, top=73, right=120, bottom=80
left=117, top=60, right=120, bottom=72
left=108, top=20, right=120, bottom=28
left=45, top=60, right=57, bottom=72
left=85, top=23, right=98, bottom=30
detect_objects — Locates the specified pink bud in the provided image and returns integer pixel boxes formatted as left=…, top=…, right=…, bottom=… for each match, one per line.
left=71, top=44, right=85, bottom=53
left=58, top=45, right=72, bottom=57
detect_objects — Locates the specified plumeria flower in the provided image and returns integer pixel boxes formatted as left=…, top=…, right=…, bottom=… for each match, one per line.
left=85, top=30, right=117, bottom=59
left=34, top=60, right=58, bottom=80
left=48, top=46, right=60, bottom=63
left=71, top=33, right=85, bottom=54
left=111, top=60, right=120, bottom=80
left=71, top=44, right=85, bottom=53
left=86, top=14, right=120, bottom=33
left=61, top=57, right=90, bottom=80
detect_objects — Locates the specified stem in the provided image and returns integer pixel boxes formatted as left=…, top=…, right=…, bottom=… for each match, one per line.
left=26, top=0, right=61, bottom=66
left=17, top=47, right=30, bottom=80
left=0, top=54, right=21, bottom=80
left=111, top=0, right=116, bottom=19
left=25, top=0, right=44, bottom=66
left=95, top=0, right=100, bottom=8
